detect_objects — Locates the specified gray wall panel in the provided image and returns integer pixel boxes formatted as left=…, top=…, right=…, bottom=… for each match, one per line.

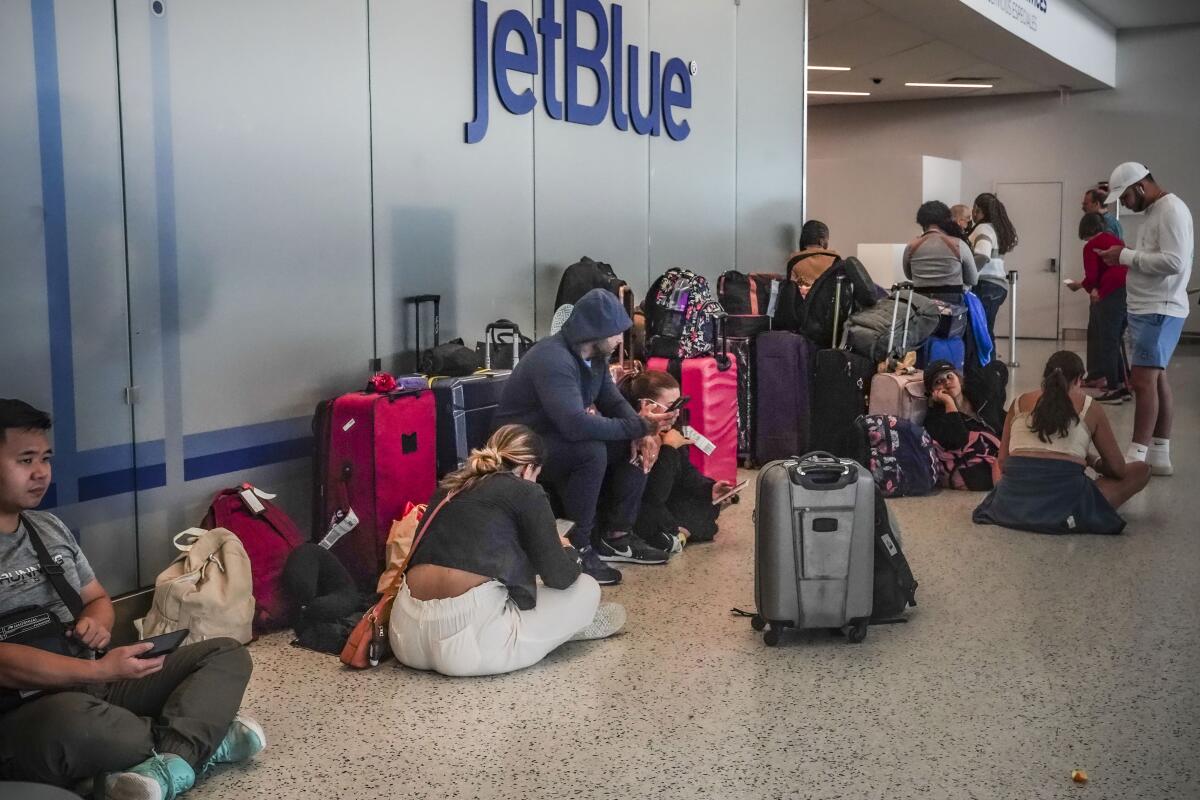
left=736, top=0, right=806, bottom=272
left=371, top=0, right=536, bottom=362
left=648, top=0, right=736, bottom=284
left=534, top=0, right=650, bottom=335
left=0, top=0, right=51, bottom=407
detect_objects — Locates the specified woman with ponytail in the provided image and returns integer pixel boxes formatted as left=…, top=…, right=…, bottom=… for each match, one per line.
left=973, top=351, right=1150, bottom=534
left=618, top=371, right=737, bottom=548
left=391, top=424, right=626, bottom=676
left=970, top=193, right=1018, bottom=343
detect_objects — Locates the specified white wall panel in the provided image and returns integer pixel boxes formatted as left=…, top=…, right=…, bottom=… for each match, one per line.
left=736, top=0, right=807, bottom=274
left=534, top=0, right=650, bottom=335
left=371, top=0, right=537, bottom=360
left=648, top=0, right=736, bottom=284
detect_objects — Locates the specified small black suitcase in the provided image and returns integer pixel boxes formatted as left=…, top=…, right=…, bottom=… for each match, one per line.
left=810, top=275, right=875, bottom=456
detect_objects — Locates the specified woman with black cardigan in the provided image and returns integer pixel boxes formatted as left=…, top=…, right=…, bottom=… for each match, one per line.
left=923, top=359, right=1009, bottom=490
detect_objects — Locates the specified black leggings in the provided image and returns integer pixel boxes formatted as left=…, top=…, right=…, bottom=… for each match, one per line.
left=1086, top=288, right=1128, bottom=388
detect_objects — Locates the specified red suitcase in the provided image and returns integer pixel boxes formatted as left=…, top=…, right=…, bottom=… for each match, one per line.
left=312, top=387, right=437, bottom=591
left=648, top=334, right=739, bottom=486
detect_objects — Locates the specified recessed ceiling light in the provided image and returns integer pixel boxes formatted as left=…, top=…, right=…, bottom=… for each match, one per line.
left=807, top=65, right=852, bottom=71
left=808, top=90, right=871, bottom=96
left=905, top=82, right=994, bottom=89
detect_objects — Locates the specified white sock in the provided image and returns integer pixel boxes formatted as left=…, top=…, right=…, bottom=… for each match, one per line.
left=1150, top=437, right=1170, bottom=454
left=1126, top=443, right=1149, bottom=462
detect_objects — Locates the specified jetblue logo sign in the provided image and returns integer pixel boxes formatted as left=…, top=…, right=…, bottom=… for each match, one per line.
left=466, top=0, right=693, bottom=144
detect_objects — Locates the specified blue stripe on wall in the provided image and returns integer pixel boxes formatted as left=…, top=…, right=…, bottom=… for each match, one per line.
left=183, top=416, right=312, bottom=458
left=78, top=464, right=168, bottom=503
left=30, top=0, right=79, bottom=507
left=183, top=437, right=313, bottom=482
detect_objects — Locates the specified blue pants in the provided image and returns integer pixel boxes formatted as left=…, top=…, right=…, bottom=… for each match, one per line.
left=540, top=436, right=648, bottom=549
left=973, top=281, right=1008, bottom=344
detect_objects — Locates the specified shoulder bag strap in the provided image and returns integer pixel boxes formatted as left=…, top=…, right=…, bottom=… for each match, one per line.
left=20, top=514, right=84, bottom=620
left=399, top=491, right=457, bottom=576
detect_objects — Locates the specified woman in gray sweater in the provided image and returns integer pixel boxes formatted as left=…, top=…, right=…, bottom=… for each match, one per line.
left=903, top=200, right=979, bottom=303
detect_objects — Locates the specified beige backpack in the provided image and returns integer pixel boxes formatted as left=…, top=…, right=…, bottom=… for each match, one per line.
left=139, top=528, right=255, bottom=645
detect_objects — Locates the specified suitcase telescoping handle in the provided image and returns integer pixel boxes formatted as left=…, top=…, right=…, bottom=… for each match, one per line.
left=405, top=294, right=441, bottom=352
left=484, top=319, right=524, bottom=369
left=832, top=275, right=845, bottom=348
left=886, top=281, right=916, bottom=365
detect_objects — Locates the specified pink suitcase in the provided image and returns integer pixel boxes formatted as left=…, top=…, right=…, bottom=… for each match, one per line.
left=312, top=388, right=437, bottom=590
left=648, top=346, right=739, bottom=486
left=869, top=371, right=927, bottom=424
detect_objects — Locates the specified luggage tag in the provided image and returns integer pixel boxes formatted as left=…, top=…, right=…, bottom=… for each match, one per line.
left=682, top=425, right=717, bottom=456
left=238, top=487, right=266, bottom=515
left=318, top=508, right=359, bottom=549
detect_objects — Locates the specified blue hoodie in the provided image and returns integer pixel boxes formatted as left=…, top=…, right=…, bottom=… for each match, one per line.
left=493, top=289, right=651, bottom=442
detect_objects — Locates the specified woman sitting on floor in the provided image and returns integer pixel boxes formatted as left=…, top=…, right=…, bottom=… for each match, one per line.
left=391, top=424, right=625, bottom=677
left=923, top=358, right=1008, bottom=491
left=619, top=370, right=736, bottom=548
left=973, top=351, right=1150, bottom=535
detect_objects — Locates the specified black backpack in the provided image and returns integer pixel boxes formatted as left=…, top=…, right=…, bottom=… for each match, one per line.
left=871, top=490, right=918, bottom=621
left=554, top=256, right=624, bottom=310
left=801, top=257, right=878, bottom=347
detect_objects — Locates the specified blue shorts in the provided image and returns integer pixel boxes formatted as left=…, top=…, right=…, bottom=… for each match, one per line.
left=1127, top=313, right=1186, bottom=368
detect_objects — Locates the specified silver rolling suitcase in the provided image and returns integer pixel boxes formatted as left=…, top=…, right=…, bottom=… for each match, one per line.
left=752, top=452, right=876, bottom=645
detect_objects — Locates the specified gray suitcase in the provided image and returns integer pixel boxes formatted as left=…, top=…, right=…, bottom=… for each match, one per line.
left=752, top=452, right=876, bottom=645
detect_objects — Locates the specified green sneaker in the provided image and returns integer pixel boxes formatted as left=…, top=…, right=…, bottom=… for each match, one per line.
left=204, top=714, right=266, bottom=770
left=105, top=753, right=195, bottom=800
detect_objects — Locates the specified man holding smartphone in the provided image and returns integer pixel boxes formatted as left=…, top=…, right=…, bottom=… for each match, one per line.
left=1096, top=163, right=1193, bottom=475
left=0, top=399, right=264, bottom=799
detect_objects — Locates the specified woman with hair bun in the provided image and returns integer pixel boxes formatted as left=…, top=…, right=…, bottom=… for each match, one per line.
left=391, top=424, right=625, bottom=676
left=973, top=351, right=1150, bottom=535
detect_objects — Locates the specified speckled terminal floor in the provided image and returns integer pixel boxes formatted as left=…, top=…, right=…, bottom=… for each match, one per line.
left=195, top=342, right=1200, bottom=800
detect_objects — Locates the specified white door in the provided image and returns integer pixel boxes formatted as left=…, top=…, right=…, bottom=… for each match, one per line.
left=993, top=181, right=1063, bottom=340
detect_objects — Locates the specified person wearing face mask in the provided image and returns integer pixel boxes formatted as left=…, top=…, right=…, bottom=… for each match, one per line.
left=1096, top=163, right=1193, bottom=475
left=619, top=371, right=736, bottom=550
left=492, top=289, right=676, bottom=585
left=393, top=425, right=626, bottom=677
left=922, top=361, right=1007, bottom=491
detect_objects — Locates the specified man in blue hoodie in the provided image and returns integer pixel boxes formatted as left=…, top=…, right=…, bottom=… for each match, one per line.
left=494, top=289, right=674, bottom=585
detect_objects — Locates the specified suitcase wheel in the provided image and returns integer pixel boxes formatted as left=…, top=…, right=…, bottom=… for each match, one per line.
left=750, top=614, right=766, bottom=632
left=844, top=618, right=869, bottom=644
left=763, top=627, right=781, bottom=647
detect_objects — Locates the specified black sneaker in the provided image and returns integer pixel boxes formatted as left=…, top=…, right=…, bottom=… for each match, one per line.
left=639, top=528, right=683, bottom=556
left=1096, top=388, right=1132, bottom=404
left=580, top=546, right=622, bottom=585
left=596, top=534, right=669, bottom=565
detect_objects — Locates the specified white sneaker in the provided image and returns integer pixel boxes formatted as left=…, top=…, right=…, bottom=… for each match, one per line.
left=1147, top=451, right=1173, bottom=476
left=570, top=602, right=627, bottom=641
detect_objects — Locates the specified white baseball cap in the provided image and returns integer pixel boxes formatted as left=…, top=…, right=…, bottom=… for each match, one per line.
left=1105, top=162, right=1150, bottom=204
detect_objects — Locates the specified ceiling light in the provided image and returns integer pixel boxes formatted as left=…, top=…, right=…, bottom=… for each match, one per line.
left=905, top=82, right=993, bottom=89
left=807, top=65, right=851, bottom=71
left=808, top=90, right=871, bottom=96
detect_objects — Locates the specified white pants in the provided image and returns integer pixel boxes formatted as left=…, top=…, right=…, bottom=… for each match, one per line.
left=390, top=576, right=600, bottom=677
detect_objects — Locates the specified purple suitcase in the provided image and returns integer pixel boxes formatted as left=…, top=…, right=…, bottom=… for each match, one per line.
left=753, top=331, right=817, bottom=464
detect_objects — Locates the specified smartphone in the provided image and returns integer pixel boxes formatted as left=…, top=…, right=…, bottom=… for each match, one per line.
left=712, top=479, right=749, bottom=505
left=666, top=395, right=690, bottom=413
left=136, top=628, right=189, bottom=659
left=554, top=519, right=576, bottom=540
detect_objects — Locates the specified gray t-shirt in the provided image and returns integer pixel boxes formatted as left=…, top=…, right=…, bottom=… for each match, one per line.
left=0, top=511, right=95, bottom=624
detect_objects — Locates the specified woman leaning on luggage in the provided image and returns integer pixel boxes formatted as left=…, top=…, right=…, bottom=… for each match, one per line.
left=923, top=359, right=1007, bottom=491
left=392, top=424, right=626, bottom=677
left=973, top=351, right=1150, bottom=535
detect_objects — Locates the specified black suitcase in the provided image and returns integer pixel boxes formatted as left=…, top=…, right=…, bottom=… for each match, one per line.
left=810, top=275, right=874, bottom=456
left=430, top=371, right=511, bottom=477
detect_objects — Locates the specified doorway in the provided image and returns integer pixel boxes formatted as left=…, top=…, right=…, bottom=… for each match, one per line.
left=993, top=181, right=1064, bottom=341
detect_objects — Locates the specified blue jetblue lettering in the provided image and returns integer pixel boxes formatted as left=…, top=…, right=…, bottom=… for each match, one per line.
left=464, top=0, right=692, bottom=144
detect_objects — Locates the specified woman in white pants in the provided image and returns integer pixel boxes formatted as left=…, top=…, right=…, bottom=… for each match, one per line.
left=391, top=425, right=625, bottom=677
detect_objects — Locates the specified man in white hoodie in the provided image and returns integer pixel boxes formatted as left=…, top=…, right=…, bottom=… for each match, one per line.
left=1097, top=162, right=1193, bottom=475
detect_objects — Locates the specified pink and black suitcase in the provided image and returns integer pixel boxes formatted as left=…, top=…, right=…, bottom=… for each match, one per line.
left=648, top=322, right=739, bottom=486
left=312, top=386, right=437, bottom=591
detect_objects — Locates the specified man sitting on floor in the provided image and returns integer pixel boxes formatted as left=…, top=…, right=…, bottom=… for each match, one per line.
left=0, top=399, right=264, bottom=800
left=492, top=289, right=674, bottom=586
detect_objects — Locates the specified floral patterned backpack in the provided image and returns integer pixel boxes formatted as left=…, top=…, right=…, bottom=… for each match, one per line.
left=644, top=268, right=725, bottom=359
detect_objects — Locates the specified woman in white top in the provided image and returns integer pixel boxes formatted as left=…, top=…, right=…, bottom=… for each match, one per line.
left=969, top=193, right=1018, bottom=344
left=973, top=351, right=1150, bottom=535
